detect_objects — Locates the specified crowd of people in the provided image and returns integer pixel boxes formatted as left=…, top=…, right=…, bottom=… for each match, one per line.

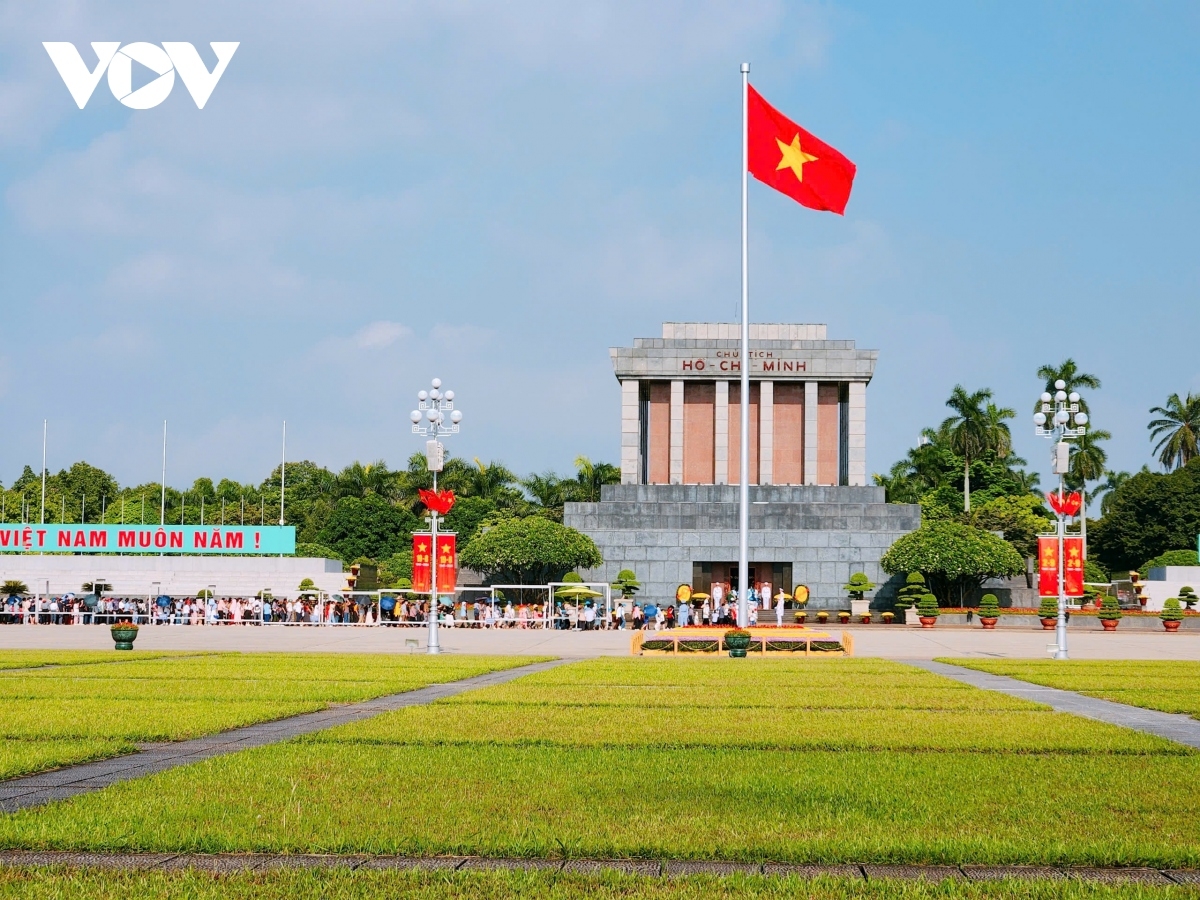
left=0, top=589, right=774, bottom=630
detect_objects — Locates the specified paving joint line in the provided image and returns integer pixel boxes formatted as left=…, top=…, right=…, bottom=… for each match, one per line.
left=900, top=659, right=1200, bottom=750
left=0, top=659, right=566, bottom=812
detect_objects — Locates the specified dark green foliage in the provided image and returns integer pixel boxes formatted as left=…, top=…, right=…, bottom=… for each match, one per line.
left=611, top=569, right=641, bottom=598
left=1039, top=597, right=1059, bottom=618
left=894, top=572, right=926, bottom=610
left=1137, top=549, right=1200, bottom=579
left=442, top=496, right=495, bottom=545
left=843, top=572, right=875, bottom=601
left=916, top=594, right=940, bottom=617
left=295, top=542, right=342, bottom=562
left=978, top=594, right=1000, bottom=617
left=1161, top=598, right=1184, bottom=622
left=1098, top=596, right=1123, bottom=621
left=316, top=496, right=420, bottom=563
left=1084, top=559, right=1108, bottom=583
left=881, top=521, right=1024, bottom=606
left=1090, top=460, right=1200, bottom=573
left=1180, top=586, right=1198, bottom=610
left=459, top=516, right=602, bottom=585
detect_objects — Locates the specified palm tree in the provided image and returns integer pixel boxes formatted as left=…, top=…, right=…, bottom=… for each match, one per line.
left=466, top=458, right=521, bottom=504
left=1035, top=359, right=1101, bottom=413
left=1093, top=470, right=1131, bottom=517
left=1148, top=393, right=1200, bottom=470
left=941, top=386, right=1014, bottom=512
left=1065, top=429, right=1109, bottom=553
left=571, top=456, right=621, bottom=503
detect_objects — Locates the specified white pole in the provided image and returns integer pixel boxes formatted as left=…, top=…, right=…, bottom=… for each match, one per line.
left=428, top=470, right=441, bottom=654
left=160, top=420, right=167, bottom=525
left=40, top=419, right=47, bottom=525
left=280, top=421, right=286, bottom=526
left=1055, top=479, right=1068, bottom=660
left=737, top=61, right=750, bottom=629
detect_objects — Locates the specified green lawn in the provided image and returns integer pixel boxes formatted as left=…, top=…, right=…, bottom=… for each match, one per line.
left=0, top=653, right=539, bottom=777
left=0, top=650, right=192, bottom=671
left=938, top=660, right=1200, bottom=718
left=0, top=868, right=1193, bottom=900
left=2, top=657, right=1197, bottom=867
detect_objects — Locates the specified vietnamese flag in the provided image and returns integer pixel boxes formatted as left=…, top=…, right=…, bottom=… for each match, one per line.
left=747, top=85, right=855, bottom=215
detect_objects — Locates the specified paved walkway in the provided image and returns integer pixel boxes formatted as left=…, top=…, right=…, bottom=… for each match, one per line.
left=2, top=624, right=1198, bottom=659
left=0, top=659, right=564, bottom=813
left=0, top=851, right=1192, bottom=884
left=908, top=660, right=1200, bottom=749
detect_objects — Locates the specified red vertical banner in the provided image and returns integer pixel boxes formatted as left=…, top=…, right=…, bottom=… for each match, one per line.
left=436, top=533, right=457, bottom=594
left=412, top=533, right=433, bottom=593
left=1038, top=536, right=1059, bottom=597
left=1063, top=536, right=1084, bottom=597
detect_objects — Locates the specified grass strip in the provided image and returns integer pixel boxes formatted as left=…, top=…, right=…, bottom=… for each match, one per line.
left=5, top=743, right=1200, bottom=867
left=0, top=867, right=1193, bottom=900
left=0, top=740, right=135, bottom=781
left=0, top=651, right=193, bottom=671
left=308, top=704, right=1180, bottom=754
left=938, top=660, right=1200, bottom=719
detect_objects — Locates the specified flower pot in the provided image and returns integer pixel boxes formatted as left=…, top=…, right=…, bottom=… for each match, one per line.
left=725, top=633, right=752, bottom=658
left=859, top=614, right=871, bottom=624
left=837, top=613, right=850, bottom=624
left=795, top=612, right=807, bottom=624
left=1100, top=618, right=1119, bottom=631
left=1164, top=619, right=1182, bottom=632
left=1040, top=617, right=1057, bottom=631
left=110, top=625, right=139, bottom=650
left=979, top=617, right=998, bottom=630
left=918, top=616, right=937, bottom=628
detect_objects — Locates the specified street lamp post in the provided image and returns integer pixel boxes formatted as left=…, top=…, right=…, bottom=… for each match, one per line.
left=1033, top=379, right=1088, bottom=660
left=410, top=378, right=462, bottom=655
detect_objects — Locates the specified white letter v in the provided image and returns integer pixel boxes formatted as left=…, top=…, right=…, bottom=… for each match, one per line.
left=163, top=42, right=239, bottom=109
left=43, top=42, right=121, bottom=109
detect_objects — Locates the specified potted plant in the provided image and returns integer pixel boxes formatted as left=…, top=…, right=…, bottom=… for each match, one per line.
left=1179, top=586, right=1198, bottom=610
left=859, top=611, right=872, bottom=624
left=794, top=610, right=807, bottom=624
left=1038, top=597, right=1058, bottom=630
left=978, top=594, right=1000, bottom=630
left=111, top=621, right=139, bottom=650
left=917, top=594, right=939, bottom=628
left=837, top=611, right=851, bottom=624
left=843, top=572, right=876, bottom=619
left=1161, top=597, right=1184, bottom=632
left=895, top=572, right=927, bottom=625
left=816, top=611, right=829, bottom=624
left=881, top=611, right=895, bottom=624
left=724, top=628, right=752, bottom=658
left=1098, top=596, right=1122, bottom=631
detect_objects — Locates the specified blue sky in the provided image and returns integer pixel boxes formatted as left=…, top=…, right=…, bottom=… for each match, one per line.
left=1, top=2, right=1197, bottom=491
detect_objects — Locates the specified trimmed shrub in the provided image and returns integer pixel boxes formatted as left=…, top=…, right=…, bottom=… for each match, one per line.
left=1161, top=598, right=1184, bottom=622
left=917, top=594, right=940, bottom=618
left=1039, top=597, right=1058, bottom=619
left=1179, top=586, right=1198, bottom=610
left=978, top=594, right=1000, bottom=618
left=895, top=572, right=926, bottom=610
left=1098, top=596, right=1123, bottom=621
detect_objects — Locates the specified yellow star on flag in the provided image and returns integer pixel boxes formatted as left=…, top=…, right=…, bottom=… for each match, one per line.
left=775, top=134, right=818, bottom=182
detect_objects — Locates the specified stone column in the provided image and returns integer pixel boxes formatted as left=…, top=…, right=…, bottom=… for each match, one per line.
left=803, top=381, right=818, bottom=485
left=620, top=379, right=640, bottom=485
left=759, top=380, right=774, bottom=485
left=714, top=381, right=729, bottom=485
left=847, top=380, right=867, bottom=486
left=669, top=380, right=684, bottom=484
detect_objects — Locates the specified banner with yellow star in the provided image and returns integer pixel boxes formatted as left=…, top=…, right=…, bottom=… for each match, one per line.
left=747, top=85, right=855, bottom=215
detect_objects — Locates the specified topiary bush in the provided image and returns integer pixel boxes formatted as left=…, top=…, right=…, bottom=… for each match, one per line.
left=978, top=594, right=1000, bottom=618
left=1098, top=596, right=1123, bottom=621
left=1039, top=596, right=1058, bottom=619
left=1161, top=597, right=1184, bottom=622
left=895, top=572, right=927, bottom=610
left=843, top=572, right=876, bottom=602
left=1179, top=586, right=1198, bottom=610
left=917, top=594, right=940, bottom=618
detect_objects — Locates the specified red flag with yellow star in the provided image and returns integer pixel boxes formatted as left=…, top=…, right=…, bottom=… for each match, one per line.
left=747, top=85, right=855, bottom=215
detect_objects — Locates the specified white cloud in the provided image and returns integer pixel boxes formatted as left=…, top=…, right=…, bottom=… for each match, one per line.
left=355, top=320, right=411, bottom=350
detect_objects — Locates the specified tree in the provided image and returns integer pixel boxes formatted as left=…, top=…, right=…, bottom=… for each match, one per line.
left=1, top=580, right=28, bottom=596
left=611, top=569, right=641, bottom=598
left=443, top=496, right=497, bottom=545
left=316, top=495, right=419, bottom=563
left=1035, top=359, right=1101, bottom=414
left=465, top=458, right=522, bottom=505
left=1089, top=459, right=1200, bottom=573
left=969, top=493, right=1053, bottom=559
left=1148, top=393, right=1200, bottom=471
left=571, top=456, right=621, bottom=503
left=940, top=387, right=1015, bottom=512
left=460, top=516, right=602, bottom=585
left=1067, top=430, right=1109, bottom=490
left=880, top=521, right=1024, bottom=606
left=1093, top=470, right=1131, bottom=517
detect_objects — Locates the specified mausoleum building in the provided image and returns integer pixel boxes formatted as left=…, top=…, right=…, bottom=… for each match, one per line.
left=564, top=323, right=920, bottom=609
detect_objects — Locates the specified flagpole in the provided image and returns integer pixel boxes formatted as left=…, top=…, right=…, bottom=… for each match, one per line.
left=737, top=61, right=750, bottom=629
